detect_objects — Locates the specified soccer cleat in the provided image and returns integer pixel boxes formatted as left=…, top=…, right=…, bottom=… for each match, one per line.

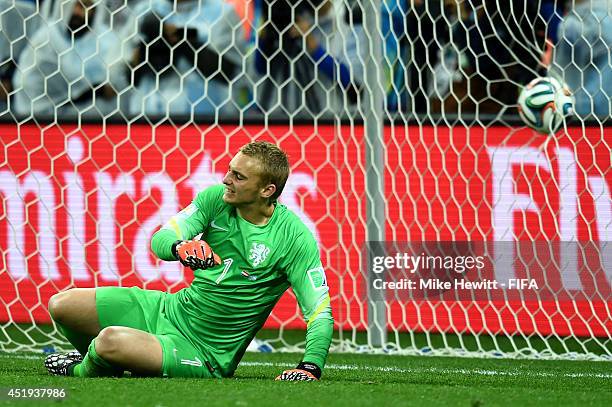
left=44, top=351, right=83, bottom=376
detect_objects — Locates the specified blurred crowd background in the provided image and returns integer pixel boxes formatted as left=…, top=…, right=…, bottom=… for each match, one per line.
left=0, top=0, right=610, bottom=122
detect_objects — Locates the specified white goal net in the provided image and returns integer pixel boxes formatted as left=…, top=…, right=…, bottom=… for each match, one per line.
left=0, top=0, right=610, bottom=360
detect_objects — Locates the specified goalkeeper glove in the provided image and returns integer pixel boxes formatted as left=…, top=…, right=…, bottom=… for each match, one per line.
left=275, top=362, right=321, bottom=381
left=172, top=239, right=221, bottom=271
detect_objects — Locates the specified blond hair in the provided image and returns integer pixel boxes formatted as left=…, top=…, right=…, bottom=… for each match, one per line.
left=239, top=141, right=290, bottom=202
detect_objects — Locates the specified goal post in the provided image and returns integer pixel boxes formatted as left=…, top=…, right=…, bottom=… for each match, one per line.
left=0, top=0, right=610, bottom=360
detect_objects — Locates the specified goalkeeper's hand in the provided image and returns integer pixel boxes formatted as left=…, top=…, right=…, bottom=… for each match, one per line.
left=275, top=362, right=321, bottom=381
left=172, top=239, right=221, bottom=271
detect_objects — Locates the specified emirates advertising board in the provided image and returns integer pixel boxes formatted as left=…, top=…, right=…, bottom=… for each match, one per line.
left=0, top=123, right=610, bottom=337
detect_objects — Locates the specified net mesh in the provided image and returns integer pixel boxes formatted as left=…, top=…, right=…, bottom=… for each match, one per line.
left=0, top=0, right=610, bottom=360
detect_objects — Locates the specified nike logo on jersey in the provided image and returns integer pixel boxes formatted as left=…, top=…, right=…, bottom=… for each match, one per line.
left=210, top=219, right=228, bottom=232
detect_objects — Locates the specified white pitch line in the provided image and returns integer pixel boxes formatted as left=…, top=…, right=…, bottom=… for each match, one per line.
left=0, top=354, right=41, bottom=360
left=2, top=354, right=610, bottom=380
left=239, top=361, right=612, bottom=380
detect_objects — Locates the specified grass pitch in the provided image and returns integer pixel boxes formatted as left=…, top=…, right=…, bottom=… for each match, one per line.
left=0, top=351, right=610, bottom=406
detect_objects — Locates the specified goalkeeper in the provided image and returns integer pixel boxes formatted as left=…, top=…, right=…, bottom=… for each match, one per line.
left=45, top=141, right=333, bottom=381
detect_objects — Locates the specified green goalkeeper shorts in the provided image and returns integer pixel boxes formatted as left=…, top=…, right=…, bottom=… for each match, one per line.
left=95, top=286, right=220, bottom=379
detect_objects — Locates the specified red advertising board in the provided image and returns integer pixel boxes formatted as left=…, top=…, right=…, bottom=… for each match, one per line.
left=0, top=123, right=610, bottom=338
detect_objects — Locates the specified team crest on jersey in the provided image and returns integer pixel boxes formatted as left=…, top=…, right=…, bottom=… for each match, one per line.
left=249, top=243, right=270, bottom=267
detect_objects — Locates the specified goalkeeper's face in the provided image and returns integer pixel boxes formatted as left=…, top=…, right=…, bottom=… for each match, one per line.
left=222, top=153, right=275, bottom=207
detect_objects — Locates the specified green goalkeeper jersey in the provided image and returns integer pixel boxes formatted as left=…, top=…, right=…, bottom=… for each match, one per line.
left=151, top=184, right=333, bottom=377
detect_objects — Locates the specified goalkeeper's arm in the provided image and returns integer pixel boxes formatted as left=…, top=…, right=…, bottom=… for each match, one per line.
left=278, top=233, right=333, bottom=381
left=152, top=186, right=228, bottom=269
left=152, top=224, right=221, bottom=271
left=151, top=198, right=218, bottom=266
left=150, top=204, right=204, bottom=260
left=275, top=313, right=333, bottom=381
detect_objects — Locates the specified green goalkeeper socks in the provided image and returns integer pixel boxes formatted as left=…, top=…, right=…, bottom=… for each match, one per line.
left=52, top=318, right=121, bottom=377
left=55, top=321, right=93, bottom=356
left=71, top=339, right=121, bottom=378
